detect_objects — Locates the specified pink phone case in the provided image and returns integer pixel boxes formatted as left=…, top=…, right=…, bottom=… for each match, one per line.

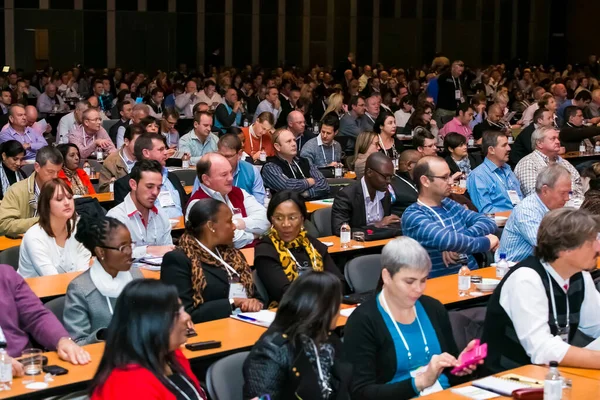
left=450, top=341, right=487, bottom=375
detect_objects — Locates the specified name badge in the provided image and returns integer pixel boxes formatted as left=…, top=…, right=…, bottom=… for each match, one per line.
left=507, top=190, right=521, bottom=205
left=410, top=365, right=444, bottom=395
left=455, top=90, right=462, bottom=100
left=557, top=326, right=570, bottom=343
left=228, top=281, right=248, bottom=300
left=158, top=190, right=176, bottom=207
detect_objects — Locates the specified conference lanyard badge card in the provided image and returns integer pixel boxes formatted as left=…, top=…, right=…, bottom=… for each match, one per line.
left=228, top=273, right=248, bottom=300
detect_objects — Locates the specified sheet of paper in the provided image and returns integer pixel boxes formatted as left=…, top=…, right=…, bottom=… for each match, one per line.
left=450, top=386, right=500, bottom=399
left=340, top=307, right=357, bottom=318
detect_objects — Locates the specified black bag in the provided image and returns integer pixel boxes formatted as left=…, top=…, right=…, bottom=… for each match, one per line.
left=75, top=197, right=107, bottom=220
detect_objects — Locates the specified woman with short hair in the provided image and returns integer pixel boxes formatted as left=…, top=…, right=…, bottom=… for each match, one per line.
left=352, top=131, right=380, bottom=180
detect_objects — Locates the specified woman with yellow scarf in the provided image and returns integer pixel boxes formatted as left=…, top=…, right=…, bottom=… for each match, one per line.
left=254, top=190, right=347, bottom=307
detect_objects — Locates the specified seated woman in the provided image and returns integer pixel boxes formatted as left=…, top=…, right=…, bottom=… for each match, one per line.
left=18, top=178, right=91, bottom=278
left=374, top=111, right=403, bottom=162
left=254, top=190, right=346, bottom=307
left=56, top=143, right=95, bottom=195
left=161, top=198, right=264, bottom=323
left=243, top=271, right=351, bottom=400
left=403, top=103, right=439, bottom=140
left=581, top=163, right=600, bottom=213
left=344, top=237, right=481, bottom=399
left=90, top=280, right=207, bottom=400
left=352, top=131, right=380, bottom=180
left=0, top=140, right=26, bottom=201
left=63, top=215, right=143, bottom=345
left=443, top=132, right=481, bottom=178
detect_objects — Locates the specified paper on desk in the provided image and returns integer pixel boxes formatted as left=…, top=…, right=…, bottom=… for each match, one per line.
left=308, top=199, right=335, bottom=205
left=450, top=386, right=499, bottom=399
left=340, top=307, right=357, bottom=318
left=231, top=310, right=276, bottom=328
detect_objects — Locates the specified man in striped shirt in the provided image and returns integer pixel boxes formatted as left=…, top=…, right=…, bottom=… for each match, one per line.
left=402, top=156, right=499, bottom=277
left=495, top=165, right=571, bottom=263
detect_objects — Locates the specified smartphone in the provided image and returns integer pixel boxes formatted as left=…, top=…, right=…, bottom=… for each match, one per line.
left=186, top=328, right=198, bottom=338
left=135, top=97, right=143, bottom=104
left=185, top=341, right=221, bottom=351
left=43, top=365, right=69, bottom=375
left=451, top=340, right=487, bottom=375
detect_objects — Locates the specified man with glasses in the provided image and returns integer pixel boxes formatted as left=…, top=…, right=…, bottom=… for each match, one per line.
left=107, top=159, right=174, bottom=259
left=160, top=107, right=180, bottom=150
left=467, top=130, right=522, bottom=213
left=331, top=152, right=400, bottom=235
left=402, top=156, right=498, bottom=277
left=413, top=129, right=438, bottom=157
left=68, top=108, right=116, bottom=159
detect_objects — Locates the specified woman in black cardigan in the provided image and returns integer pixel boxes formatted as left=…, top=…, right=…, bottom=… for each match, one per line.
left=343, top=237, right=482, bottom=399
left=254, top=190, right=347, bottom=307
left=161, top=198, right=264, bottom=323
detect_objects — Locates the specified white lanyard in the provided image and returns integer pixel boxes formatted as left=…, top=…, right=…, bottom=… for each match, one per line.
left=249, top=126, right=262, bottom=152
left=451, top=76, right=462, bottom=92
left=0, top=326, right=5, bottom=343
left=167, top=374, right=203, bottom=400
left=311, top=339, right=333, bottom=396
left=288, top=160, right=306, bottom=179
left=485, top=162, right=512, bottom=190
left=417, top=200, right=455, bottom=230
left=286, top=242, right=318, bottom=271
left=542, top=263, right=570, bottom=330
left=366, top=113, right=375, bottom=124
left=193, top=238, right=240, bottom=280
left=380, top=290, right=430, bottom=362
left=320, top=144, right=334, bottom=164
left=119, top=150, right=134, bottom=172
left=106, top=296, right=114, bottom=315
left=378, top=134, right=398, bottom=159
left=395, top=174, right=418, bottom=193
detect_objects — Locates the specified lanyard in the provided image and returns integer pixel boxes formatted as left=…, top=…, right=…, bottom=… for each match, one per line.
left=311, top=339, right=333, bottom=396
left=286, top=242, right=318, bottom=271
left=193, top=237, right=240, bottom=280
left=288, top=160, right=306, bottom=179
left=378, top=134, right=398, bottom=159
left=380, top=290, right=430, bottom=362
left=320, top=144, right=334, bottom=164
left=106, top=296, right=114, bottom=315
left=417, top=200, right=456, bottom=230
left=451, top=76, right=462, bottom=93
left=249, top=126, right=262, bottom=152
left=395, top=174, right=418, bottom=193
left=484, top=162, right=512, bottom=190
left=542, top=262, right=570, bottom=330
left=166, top=374, right=204, bottom=400
left=119, top=150, right=134, bottom=172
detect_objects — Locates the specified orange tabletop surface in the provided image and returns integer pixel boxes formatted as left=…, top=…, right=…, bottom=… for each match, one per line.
left=0, top=235, right=22, bottom=251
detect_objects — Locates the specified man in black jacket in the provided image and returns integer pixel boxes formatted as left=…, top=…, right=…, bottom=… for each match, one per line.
left=114, top=132, right=188, bottom=217
left=560, top=106, right=600, bottom=152
left=108, top=100, right=132, bottom=146
left=472, top=103, right=509, bottom=142
left=390, top=149, right=421, bottom=217
left=509, top=107, right=553, bottom=166
left=331, top=152, right=400, bottom=235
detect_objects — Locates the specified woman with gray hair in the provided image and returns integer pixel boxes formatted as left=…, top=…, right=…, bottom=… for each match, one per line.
left=343, top=237, right=481, bottom=399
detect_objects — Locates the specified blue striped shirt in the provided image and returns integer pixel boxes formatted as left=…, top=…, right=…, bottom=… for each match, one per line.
left=495, top=193, right=549, bottom=263
left=467, top=158, right=523, bottom=214
left=402, top=198, right=497, bottom=277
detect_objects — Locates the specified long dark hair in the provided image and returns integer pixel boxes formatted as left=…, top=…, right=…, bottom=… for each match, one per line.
left=266, top=190, right=308, bottom=223
left=89, top=280, right=189, bottom=396
left=269, top=271, right=342, bottom=345
left=0, top=140, right=25, bottom=160
left=185, top=198, right=225, bottom=237
left=56, top=143, right=81, bottom=171
left=37, top=178, right=76, bottom=238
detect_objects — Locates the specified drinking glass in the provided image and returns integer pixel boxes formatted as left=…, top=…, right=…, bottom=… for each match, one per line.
left=21, top=348, right=43, bottom=383
left=352, top=231, right=365, bottom=247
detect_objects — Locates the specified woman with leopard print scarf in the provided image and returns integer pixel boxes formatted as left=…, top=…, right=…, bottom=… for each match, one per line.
left=161, top=198, right=265, bottom=323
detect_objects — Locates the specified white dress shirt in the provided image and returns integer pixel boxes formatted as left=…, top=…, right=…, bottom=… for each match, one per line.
left=57, top=112, right=76, bottom=144
left=361, top=177, right=385, bottom=225
left=500, top=263, right=600, bottom=365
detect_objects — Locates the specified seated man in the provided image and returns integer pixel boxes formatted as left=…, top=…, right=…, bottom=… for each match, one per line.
left=108, top=99, right=132, bottom=146
left=98, top=123, right=144, bottom=192
left=0, top=146, right=63, bottom=236
left=174, top=80, right=201, bottom=118
left=496, top=165, right=571, bottom=263
left=160, top=107, right=180, bottom=150
left=36, top=83, right=67, bottom=114
left=68, top=108, right=116, bottom=159
left=300, top=112, right=343, bottom=168
left=472, top=103, right=510, bottom=143
left=515, top=126, right=582, bottom=198
left=560, top=106, right=600, bottom=152
left=107, top=160, right=174, bottom=259
left=261, top=128, right=330, bottom=200
left=0, top=264, right=90, bottom=366
left=192, top=134, right=267, bottom=204
left=338, top=95, right=366, bottom=153
left=467, top=130, right=523, bottom=213
left=57, top=100, right=90, bottom=145
left=331, top=152, right=400, bottom=235
left=413, top=129, right=438, bottom=157
left=286, top=110, right=315, bottom=153
left=438, top=102, right=474, bottom=140
left=114, top=133, right=188, bottom=218
left=242, top=111, right=275, bottom=162
left=253, top=86, right=281, bottom=123
left=116, top=103, right=148, bottom=148
left=481, top=208, right=600, bottom=375
left=0, top=104, right=48, bottom=160
left=402, top=156, right=498, bottom=277
left=509, top=107, right=553, bottom=166
left=188, top=153, right=269, bottom=249
left=214, top=88, right=243, bottom=134
left=390, top=149, right=422, bottom=216
left=178, top=111, right=219, bottom=164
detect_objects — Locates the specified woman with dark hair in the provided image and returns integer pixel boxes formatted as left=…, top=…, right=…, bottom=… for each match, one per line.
left=374, top=111, right=403, bottom=163
left=90, top=279, right=207, bottom=399
left=17, top=178, right=91, bottom=277
left=0, top=140, right=26, bottom=201
left=393, top=95, right=414, bottom=129
left=161, top=198, right=264, bottom=323
left=56, top=143, right=95, bottom=195
left=243, top=271, right=352, bottom=400
left=443, top=132, right=481, bottom=177
left=254, top=190, right=345, bottom=307
left=403, top=103, right=439, bottom=139
left=63, top=216, right=143, bottom=345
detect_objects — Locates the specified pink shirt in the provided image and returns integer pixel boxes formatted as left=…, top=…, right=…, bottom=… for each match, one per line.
left=439, top=117, right=473, bottom=140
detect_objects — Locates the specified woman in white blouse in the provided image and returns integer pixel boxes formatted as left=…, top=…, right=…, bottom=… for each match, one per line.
left=18, top=178, right=91, bottom=278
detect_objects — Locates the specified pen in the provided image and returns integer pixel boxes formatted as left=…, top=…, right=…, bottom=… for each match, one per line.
left=237, top=315, right=258, bottom=322
left=508, top=377, right=542, bottom=385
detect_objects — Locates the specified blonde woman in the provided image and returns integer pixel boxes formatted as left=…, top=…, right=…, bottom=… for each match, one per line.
left=352, top=131, right=380, bottom=180
left=321, top=92, right=347, bottom=121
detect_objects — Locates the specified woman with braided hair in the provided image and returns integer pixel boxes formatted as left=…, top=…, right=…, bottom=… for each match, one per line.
left=63, top=215, right=143, bottom=345
left=161, top=198, right=264, bottom=323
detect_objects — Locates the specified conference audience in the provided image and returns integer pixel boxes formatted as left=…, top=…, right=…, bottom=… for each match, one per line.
left=360, top=95, right=380, bottom=132
left=254, top=191, right=345, bottom=306
left=161, top=199, right=264, bottom=323
left=244, top=271, right=351, bottom=400
left=344, top=237, right=481, bottom=399
left=467, top=130, right=522, bottom=213
left=89, top=280, right=207, bottom=399
left=107, top=100, right=132, bottom=146
left=0, top=104, right=48, bottom=160
left=68, top=108, right=116, bottom=160
left=56, top=143, right=95, bottom=195
left=560, top=105, right=600, bottom=152
left=0, top=145, right=63, bottom=236
left=300, top=112, right=343, bottom=168
left=242, top=111, right=276, bottom=161
left=496, top=165, right=571, bottom=263
left=374, top=111, right=403, bottom=161
left=115, top=103, right=149, bottom=148
left=107, top=160, right=174, bottom=259
left=352, top=131, right=380, bottom=180
left=0, top=140, right=26, bottom=201
left=389, top=149, right=421, bottom=216
left=57, top=100, right=90, bottom=145
left=472, top=103, right=509, bottom=142
left=98, top=123, right=143, bottom=192
left=514, top=126, right=582, bottom=198
left=339, top=95, right=366, bottom=153
left=178, top=111, right=218, bottom=164
left=253, top=86, right=282, bottom=123
left=509, top=107, right=554, bottom=166
left=438, top=102, right=474, bottom=140
left=287, top=110, right=316, bottom=152
left=443, top=132, right=481, bottom=177
left=402, top=156, right=498, bottom=277
left=64, top=216, right=143, bottom=345
left=481, top=209, right=600, bottom=375
left=214, top=88, right=243, bottom=134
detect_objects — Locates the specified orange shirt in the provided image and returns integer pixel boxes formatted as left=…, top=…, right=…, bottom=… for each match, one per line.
left=242, top=126, right=275, bottom=157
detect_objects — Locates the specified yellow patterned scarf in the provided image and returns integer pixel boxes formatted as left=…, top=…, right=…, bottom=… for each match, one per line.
left=267, top=228, right=324, bottom=283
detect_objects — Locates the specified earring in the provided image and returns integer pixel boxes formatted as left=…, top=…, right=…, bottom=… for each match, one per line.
left=211, top=229, right=215, bottom=233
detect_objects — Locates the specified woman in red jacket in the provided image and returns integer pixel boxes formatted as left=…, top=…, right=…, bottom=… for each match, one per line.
left=56, top=143, right=96, bottom=195
left=90, top=280, right=207, bottom=400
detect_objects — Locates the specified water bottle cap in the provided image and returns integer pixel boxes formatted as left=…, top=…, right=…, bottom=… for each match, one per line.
left=500, top=253, right=506, bottom=259
left=549, top=361, right=558, bottom=367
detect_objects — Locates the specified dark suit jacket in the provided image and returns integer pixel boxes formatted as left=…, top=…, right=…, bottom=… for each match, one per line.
left=331, top=180, right=392, bottom=235
left=560, top=123, right=600, bottom=152
left=509, top=123, right=535, bottom=166
left=389, top=172, right=418, bottom=217
left=473, top=120, right=503, bottom=140
left=108, top=119, right=129, bottom=146
left=113, top=170, right=189, bottom=211
left=312, top=96, right=327, bottom=123
left=444, top=153, right=482, bottom=176
left=276, top=93, right=294, bottom=128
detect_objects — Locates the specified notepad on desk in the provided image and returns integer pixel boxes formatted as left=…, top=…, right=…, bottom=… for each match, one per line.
left=231, top=310, right=276, bottom=328
left=472, top=376, right=537, bottom=396
left=308, top=199, right=335, bottom=205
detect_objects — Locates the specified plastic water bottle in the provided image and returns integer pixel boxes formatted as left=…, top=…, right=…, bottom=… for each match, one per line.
left=543, top=361, right=562, bottom=400
left=264, top=188, right=271, bottom=208
left=468, top=137, right=474, bottom=146
left=334, top=163, right=342, bottom=178
left=595, top=141, right=600, bottom=154
left=496, top=253, right=509, bottom=279
left=0, top=343, right=12, bottom=390
left=243, top=118, right=249, bottom=128
left=565, top=191, right=574, bottom=208
left=259, top=149, right=267, bottom=162
left=579, top=141, right=586, bottom=154
left=313, top=122, right=319, bottom=134
left=96, top=147, right=104, bottom=161
left=83, top=161, right=91, bottom=176
left=458, top=265, right=471, bottom=297
left=340, top=223, right=351, bottom=249
left=109, top=181, right=114, bottom=192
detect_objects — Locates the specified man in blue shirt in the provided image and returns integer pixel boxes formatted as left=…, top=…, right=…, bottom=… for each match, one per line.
left=467, top=130, right=522, bottom=213
left=192, top=134, right=266, bottom=204
left=495, top=164, right=571, bottom=263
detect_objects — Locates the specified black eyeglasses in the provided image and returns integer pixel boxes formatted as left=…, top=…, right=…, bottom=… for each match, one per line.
left=369, top=168, right=393, bottom=181
left=426, top=175, right=452, bottom=182
left=99, top=243, right=134, bottom=254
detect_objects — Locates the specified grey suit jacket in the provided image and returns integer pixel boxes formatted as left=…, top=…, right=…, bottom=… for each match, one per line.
left=63, top=267, right=144, bottom=345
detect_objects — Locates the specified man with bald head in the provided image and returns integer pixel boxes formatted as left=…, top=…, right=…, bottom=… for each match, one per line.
left=36, top=83, right=67, bottom=114
left=87, top=96, right=109, bottom=120
left=0, top=104, right=48, bottom=160
left=389, top=149, right=422, bottom=216
left=286, top=110, right=315, bottom=152
left=188, top=152, right=269, bottom=249
left=402, top=156, right=498, bottom=277
left=68, top=108, right=116, bottom=159
left=24, top=105, right=51, bottom=137
left=331, top=152, right=400, bottom=234
left=552, top=83, right=568, bottom=108
left=472, top=103, right=509, bottom=143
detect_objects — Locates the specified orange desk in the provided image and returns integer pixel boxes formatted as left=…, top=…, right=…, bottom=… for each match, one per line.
left=0, top=235, right=22, bottom=251
left=185, top=185, right=193, bottom=195
left=306, top=200, right=333, bottom=213
left=88, top=192, right=113, bottom=203
left=563, top=151, right=600, bottom=159
left=423, top=267, right=497, bottom=305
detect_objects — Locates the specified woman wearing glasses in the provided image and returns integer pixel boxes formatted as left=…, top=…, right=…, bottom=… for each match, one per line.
left=403, top=103, right=439, bottom=140
left=63, top=215, right=143, bottom=345
left=254, top=191, right=345, bottom=307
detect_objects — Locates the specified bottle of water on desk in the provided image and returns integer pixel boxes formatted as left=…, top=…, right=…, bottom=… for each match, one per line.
left=496, top=253, right=509, bottom=279
left=543, top=361, right=562, bottom=400
left=579, top=141, right=586, bottom=154
left=340, top=223, right=351, bottom=249
left=0, top=343, right=12, bottom=390
left=96, top=147, right=104, bottom=161
left=313, top=122, right=319, bottom=134
left=264, top=188, right=271, bottom=208
left=458, top=265, right=471, bottom=297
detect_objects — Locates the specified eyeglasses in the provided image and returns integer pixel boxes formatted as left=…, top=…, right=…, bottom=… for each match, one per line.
left=369, top=168, right=393, bottom=182
left=100, top=243, right=134, bottom=254
left=426, top=175, right=453, bottom=182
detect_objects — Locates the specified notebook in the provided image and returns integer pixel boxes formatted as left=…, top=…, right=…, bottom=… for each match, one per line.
left=231, top=310, right=276, bottom=328
left=472, top=376, right=536, bottom=396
